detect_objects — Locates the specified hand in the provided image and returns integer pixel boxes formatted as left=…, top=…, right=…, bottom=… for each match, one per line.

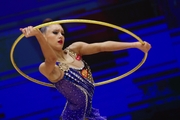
left=135, top=41, right=151, bottom=53
left=20, top=26, right=39, bottom=38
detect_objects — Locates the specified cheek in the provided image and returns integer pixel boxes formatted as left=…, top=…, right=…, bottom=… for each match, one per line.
left=47, top=34, right=54, bottom=39
left=46, top=35, right=56, bottom=42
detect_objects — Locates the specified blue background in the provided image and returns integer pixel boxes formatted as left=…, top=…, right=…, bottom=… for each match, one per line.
left=1, top=0, right=180, bottom=120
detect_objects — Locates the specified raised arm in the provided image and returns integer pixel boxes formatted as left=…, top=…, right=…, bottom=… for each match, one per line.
left=20, top=26, right=60, bottom=81
left=69, top=41, right=151, bottom=55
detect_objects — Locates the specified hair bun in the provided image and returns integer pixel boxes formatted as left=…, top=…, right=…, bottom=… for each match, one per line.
left=42, top=18, right=53, bottom=23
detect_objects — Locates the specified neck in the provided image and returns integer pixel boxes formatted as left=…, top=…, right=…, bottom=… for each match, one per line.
left=54, top=49, right=75, bottom=64
left=54, top=49, right=66, bottom=62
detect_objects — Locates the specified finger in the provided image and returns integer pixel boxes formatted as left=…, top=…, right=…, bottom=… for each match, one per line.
left=27, top=26, right=33, bottom=35
left=22, top=29, right=26, bottom=34
left=141, top=41, right=146, bottom=45
left=26, top=27, right=31, bottom=35
left=20, top=28, right=25, bottom=33
left=24, top=28, right=30, bottom=37
left=27, top=27, right=32, bottom=36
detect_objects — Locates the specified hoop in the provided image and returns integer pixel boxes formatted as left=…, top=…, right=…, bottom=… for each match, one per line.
left=10, top=19, right=148, bottom=87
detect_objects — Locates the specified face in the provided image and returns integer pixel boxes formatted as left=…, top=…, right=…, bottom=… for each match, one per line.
left=43, top=24, right=65, bottom=51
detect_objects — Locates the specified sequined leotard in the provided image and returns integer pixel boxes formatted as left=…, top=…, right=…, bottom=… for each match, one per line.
left=54, top=49, right=106, bottom=120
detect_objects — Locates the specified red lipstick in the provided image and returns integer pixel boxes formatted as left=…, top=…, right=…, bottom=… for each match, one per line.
left=58, top=40, right=63, bottom=44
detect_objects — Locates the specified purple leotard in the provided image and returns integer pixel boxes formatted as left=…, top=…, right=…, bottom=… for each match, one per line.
left=54, top=49, right=106, bottom=120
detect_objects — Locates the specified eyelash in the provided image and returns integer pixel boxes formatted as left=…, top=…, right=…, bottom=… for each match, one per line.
left=52, top=31, right=64, bottom=35
left=53, top=31, right=58, bottom=34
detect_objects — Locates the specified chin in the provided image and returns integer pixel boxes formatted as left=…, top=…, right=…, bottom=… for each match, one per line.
left=55, top=46, right=63, bottom=51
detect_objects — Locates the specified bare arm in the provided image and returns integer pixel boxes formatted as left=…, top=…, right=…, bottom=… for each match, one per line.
left=35, top=29, right=59, bottom=80
left=69, top=41, right=151, bottom=55
left=20, top=26, right=60, bottom=81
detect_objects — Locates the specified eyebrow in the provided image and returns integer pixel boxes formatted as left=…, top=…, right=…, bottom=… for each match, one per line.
left=53, top=28, right=64, bottom=32
left=53, top=29, right=61, bottom=31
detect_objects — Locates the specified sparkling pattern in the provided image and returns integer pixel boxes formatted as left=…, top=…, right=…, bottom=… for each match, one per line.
left=81, top=69, right=88, bottom=78
left=54, top=49, right=106, bottom=120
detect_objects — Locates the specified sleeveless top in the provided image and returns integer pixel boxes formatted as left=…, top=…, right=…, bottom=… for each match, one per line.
left=53, top=48, right=106, bottom=120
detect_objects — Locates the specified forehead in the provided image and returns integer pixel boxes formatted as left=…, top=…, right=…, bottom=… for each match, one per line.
left=46, top=24, right=63, bottom=31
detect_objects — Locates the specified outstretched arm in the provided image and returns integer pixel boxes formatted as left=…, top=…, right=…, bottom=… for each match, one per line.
left=69, top=41, right=151, bottom=55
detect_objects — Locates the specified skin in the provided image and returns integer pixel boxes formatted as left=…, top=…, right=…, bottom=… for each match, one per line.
left=20, top=24, right=151, bottom=83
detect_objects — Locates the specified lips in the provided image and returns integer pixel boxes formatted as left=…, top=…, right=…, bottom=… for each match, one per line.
left=58, top=40, right=63, bottom=44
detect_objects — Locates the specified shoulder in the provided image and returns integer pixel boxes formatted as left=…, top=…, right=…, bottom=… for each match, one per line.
left=69, top=41, right=88, bottom=48
left=39, top=62, right=64, bottom=83
left=67, top=42, right=88, bottom=55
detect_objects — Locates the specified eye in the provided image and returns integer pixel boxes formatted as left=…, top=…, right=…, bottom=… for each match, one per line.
left=52, top=31, right=58, bottom=35
left=61, top=32, right=65, bottom=35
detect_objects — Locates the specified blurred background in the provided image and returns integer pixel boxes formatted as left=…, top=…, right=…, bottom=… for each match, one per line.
left=1, top=0, right=180, bottom=120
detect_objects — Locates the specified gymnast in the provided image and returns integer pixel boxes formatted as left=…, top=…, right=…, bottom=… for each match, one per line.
left=19, top=18, right=151, bottom=120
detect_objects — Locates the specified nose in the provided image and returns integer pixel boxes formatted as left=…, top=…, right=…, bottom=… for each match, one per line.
left=58, top=33, right=63, bottom=38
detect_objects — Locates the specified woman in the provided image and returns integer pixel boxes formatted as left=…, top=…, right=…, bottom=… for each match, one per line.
left=20, top=19, right=151, bottom=120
